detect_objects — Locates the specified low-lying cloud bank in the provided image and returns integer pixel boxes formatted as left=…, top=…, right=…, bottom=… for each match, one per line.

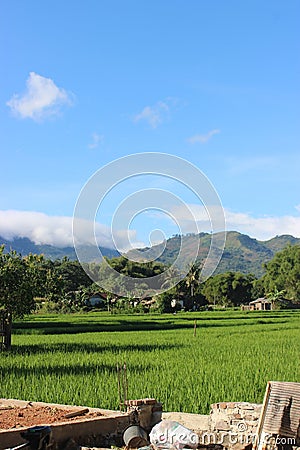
left=169, top=204, right=300, bottom=241
left=0, top=208, right=299, bottom=252
left=0, top=210, right=144, bottom=252
left=225, top=209, right=300, bottom=240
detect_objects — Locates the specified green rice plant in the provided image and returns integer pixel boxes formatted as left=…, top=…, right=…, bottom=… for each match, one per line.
left=0, top=310, right=299, bottom=414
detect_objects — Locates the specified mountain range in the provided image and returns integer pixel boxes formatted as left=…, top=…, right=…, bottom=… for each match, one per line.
left=1, top=232, right=299, bottom=278
left=0, top=236, right=119, bottom=261
left=151, top=231, right=300, bottom=277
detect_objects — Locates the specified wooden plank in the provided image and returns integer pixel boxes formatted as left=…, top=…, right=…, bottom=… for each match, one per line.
left=262, top=381, right=300, bottom=437
left=254, top=381, right=271, bottom=450
left=64, top=408, right=89, bottom=418
left=255, top=381, right=300, bottom=446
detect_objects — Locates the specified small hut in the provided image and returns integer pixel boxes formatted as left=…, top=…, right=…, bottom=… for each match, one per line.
left=249, top=297, right=273, bottom=311
left=241, top=298, right=273, bottom=311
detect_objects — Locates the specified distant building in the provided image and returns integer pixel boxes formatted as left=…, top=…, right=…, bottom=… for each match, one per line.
left=241, top=297, right=273, bottom=311
left=85, top=293, right=107, bottom=307
left=171, top=298, right=184, bottom=309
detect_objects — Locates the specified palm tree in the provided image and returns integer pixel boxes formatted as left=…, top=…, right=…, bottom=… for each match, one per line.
left=266, top=288, right=286, bottom=308
left=185, top=263, right=201, bottom=297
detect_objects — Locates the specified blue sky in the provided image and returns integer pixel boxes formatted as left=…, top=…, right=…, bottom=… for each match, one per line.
left=0, top=0, right=299, bottom=251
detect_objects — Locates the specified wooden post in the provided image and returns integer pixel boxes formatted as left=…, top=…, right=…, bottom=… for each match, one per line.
left=123, top=362, right=128, bottom=408
left=117, top=361, right=128, bottom=411
left=193, top=319, right=197, bottom=337
left=4, top=312, right=12, bottom=351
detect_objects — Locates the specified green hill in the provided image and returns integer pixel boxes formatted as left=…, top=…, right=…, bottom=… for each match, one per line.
left=128, top=231, right=300, bottom=277
left=1, top=232, right=299, bottom=278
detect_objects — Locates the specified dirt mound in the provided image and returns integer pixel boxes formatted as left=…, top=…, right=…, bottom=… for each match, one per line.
left=0, top=404, right=102, bottom=430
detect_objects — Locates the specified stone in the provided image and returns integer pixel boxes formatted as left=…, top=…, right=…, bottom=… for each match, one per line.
left=241, top=404, right=255, bottom=410
left=244, top=420, right=258, bottom=428
left=215, top=419, right=231, bottom=431
left=254, top=405, right=262, bottom=412
left=231, top=419, right=244, bottom=427
left=211, top=412, right=232, bottom=427
left=241, top=409, right=259, bottom=419
left=219, top=402, right=228, bottom=409
left=243, top=414, right=254, bottom=421
left=143, top=398, right=157, bottom=405
left=226, top=402, right=237, bottom=409
left=162, top=412, right=209, bottom=433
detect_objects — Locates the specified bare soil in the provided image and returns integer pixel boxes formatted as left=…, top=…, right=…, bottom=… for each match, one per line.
left=0, top=404, right=103, bottom=430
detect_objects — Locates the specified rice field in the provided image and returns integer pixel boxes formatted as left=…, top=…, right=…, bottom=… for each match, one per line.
left=1, top=310, right=299, bottom=414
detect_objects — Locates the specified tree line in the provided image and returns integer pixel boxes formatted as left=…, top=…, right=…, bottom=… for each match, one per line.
left=0, top=244, right=300, bottom=319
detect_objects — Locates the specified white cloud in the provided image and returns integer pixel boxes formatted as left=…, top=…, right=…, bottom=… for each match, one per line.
left=187, top=129, right=220, bottom=144
left=133, top=100, right=169, bottom=128
left=225, top=210, right=300, bottom=240
left=1, top=207, right=299, bottom=255
left=88, top=133, right=104, bottom=149
left=7, top=72, right=73, bottom=121
left=169, top=204, right=300, bottom=240
left=169, top=204, right=224, bottom=235
left=0, top=210, right=143, bottom=252
left=0, top=211, right=74, bottom=247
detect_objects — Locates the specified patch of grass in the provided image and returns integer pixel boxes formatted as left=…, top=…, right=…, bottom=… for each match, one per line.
left=1, top=310, right=299, bottom=414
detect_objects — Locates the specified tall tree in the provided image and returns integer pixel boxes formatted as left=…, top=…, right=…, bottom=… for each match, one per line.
left=263, top=245, right=300, bottom=301
left=202, top=271, right=256, bottom=306
left=0, top=246, right=36, bottom=318
left=184, top=263, right=201, bottom=297
left=55, top=258, right=92, bottom=295
left=0, top=247, right=36, bottom=349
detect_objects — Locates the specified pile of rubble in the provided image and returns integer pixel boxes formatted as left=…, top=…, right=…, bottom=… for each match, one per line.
left=2, top=389, right=300, bottom=450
